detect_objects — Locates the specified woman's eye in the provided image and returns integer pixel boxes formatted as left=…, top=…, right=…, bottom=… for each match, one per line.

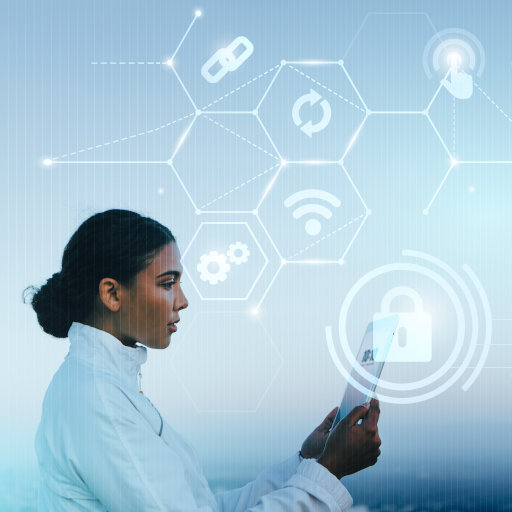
left=162, top=282, right=176, bottom=289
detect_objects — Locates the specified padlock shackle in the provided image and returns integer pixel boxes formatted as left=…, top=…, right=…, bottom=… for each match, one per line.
left=380, top=286, right=424, bottom=314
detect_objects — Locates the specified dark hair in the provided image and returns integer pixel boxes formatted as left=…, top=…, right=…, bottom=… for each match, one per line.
left=24, top=209, right=176, bottom=338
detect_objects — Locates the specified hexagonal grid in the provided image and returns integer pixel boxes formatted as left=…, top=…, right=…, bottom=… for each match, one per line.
left=41, top=9, right=512, bottom=313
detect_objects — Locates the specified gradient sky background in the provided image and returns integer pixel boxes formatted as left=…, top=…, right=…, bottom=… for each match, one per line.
left=4, top=1, right=512, bottom=510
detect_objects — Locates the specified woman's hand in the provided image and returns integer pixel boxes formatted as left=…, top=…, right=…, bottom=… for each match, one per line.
left=316, top=398, right=382, bottom=480
left=300, top=407, right=339, bottom=459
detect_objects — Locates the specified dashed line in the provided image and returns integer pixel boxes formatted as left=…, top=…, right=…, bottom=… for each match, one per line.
left=475, top=83, right=512, bottom=123
left=199, top=163, right=281, bottom=209
left=91, top=61, right=163, bottom=65
left=287, top=213, right=366, bottom=259
left=203, top=116, right=279, bottom=160
left=287, top=65, right=366, bottom=112
left=53, top=113, right=194, bottom=160
left=201, top=64, right=281, bottom=110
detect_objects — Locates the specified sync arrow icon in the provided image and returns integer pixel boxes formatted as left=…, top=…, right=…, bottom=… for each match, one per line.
left=292, top=89, right=332, bottom=137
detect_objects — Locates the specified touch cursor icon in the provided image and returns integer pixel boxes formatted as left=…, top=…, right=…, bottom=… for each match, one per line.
left=292, top=89, right=332, bottom=137
left=441, top=54, right=473, bottom=100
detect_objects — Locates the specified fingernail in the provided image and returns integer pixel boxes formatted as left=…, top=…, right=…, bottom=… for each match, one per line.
left=363, top=402, right=370, bottom=409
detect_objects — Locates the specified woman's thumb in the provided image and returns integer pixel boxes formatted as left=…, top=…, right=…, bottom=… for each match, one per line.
left=341, top=403, right=370, bottom=427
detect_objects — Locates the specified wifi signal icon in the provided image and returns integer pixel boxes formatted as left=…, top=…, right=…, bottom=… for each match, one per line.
left=284, top=189, right=341, bottom=236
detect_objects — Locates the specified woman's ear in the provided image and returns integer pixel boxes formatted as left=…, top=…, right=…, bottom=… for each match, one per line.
left=98, top=278, right=122, bottom=312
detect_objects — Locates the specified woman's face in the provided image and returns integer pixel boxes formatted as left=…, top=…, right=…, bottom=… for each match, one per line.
left=119, top=241, right=188, bottom=349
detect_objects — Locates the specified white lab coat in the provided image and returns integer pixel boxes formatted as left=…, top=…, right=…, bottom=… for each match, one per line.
left=35, top=322, right=353, bottom=511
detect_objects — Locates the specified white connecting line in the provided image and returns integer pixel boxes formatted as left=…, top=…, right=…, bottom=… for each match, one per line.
left=422, top=79, right=512, bottom=214
left=42, top=11, right=512, bottom=324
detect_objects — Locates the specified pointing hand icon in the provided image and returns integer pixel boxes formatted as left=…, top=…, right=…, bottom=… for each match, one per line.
left=441, top=63, right=473, bottom=100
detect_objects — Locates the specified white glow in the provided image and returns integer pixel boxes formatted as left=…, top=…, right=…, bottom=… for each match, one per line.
left=165, top=58, right=174, bottom=67
left=447, top=52, right=461, bottom=68
left=468, top=186, right=476, bottom=193
left=157, top=188, right=164, bottom=195
left=280, top=159, right=287, bottom=167
left=250, top=308, right=259, bottom=316
left=194, top=9, right=202, bottom=17
left=451, top=158, right=459, bottom=166
left=280, top=258, right=287, bottom=266
left=43, top=158, right=53, bottom=167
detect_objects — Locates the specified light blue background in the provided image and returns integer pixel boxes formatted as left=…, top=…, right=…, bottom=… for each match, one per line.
left=4, top=1, right=512, bottom=510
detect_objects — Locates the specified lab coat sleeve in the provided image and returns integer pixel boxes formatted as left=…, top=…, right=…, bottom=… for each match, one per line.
left=74, top=378, right=352, bottom=511
left=214, top=455, right=353, bottom=512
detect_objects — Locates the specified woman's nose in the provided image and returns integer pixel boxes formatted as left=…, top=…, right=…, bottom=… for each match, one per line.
left=175, top=288, right=189, bottom=311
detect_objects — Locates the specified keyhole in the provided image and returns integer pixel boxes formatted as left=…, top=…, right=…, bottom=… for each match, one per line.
left=398, top=326, right=407, bottom=348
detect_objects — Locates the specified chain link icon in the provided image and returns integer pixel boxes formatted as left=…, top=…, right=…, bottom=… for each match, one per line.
left=201, top=36, right=254, bottom=84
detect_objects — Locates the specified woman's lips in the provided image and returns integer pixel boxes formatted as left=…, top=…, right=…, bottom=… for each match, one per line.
left=167, top=324, right=177, bottom=334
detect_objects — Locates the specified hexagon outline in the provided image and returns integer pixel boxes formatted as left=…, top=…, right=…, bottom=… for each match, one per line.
left=341, top=12, right=441, bottom=112
left=169, top=311, right=284, bottom=413
left=342, top=12, right=439, bottom=62
left=256, top=161, right=370, bottom=264
left=181, top=221, right=269, bottom=301
left=170, top=111, right=284, bottom=214
left=257, top=60, right=369, bottom=162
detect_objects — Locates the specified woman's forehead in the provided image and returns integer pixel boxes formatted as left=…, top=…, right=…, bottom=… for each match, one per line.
left=151, top=242, right=182, bottom=273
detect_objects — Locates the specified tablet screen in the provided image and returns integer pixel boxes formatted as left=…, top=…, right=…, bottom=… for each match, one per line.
left=330, top=315, right=399, bottom=430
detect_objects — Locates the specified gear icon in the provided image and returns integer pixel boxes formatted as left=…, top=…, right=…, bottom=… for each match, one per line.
left=227, top=242, right=250, bottom=265
left=197, top=250, right=231, bottom=285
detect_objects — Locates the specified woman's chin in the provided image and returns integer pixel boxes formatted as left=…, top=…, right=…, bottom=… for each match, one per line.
left=160, top=335, right=172, bottom=349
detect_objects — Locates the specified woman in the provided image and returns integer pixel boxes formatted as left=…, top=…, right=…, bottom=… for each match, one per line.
left=26, top=209, right=381, bottom=511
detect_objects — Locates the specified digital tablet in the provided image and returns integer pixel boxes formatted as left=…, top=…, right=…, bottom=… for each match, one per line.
left=330, top=315, right=399, bottom=431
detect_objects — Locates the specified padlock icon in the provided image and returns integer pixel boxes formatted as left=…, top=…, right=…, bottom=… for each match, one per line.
left=373, top=286, right=432, bottom=362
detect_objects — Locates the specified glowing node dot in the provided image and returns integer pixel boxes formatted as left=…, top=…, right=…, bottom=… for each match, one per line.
left=338, top=259, right=345, bottom=266
left=422, top=209, right=430, bottom=216
left=165, top=59, right=174, bottom=67
left=195, top=209, right=201, bottom=215
left=451, top=158, right=459, bottom=166
left=43, top=158, right=53, bottom=167
left=468, top=186, right=476, bottom=193
left=251, top=209, right=258, bottom=215
left=280, top=258, right=287, bottom=266
left=280, top=59, right=286, bottom=66
left=195, top=109, right=202, bottom=116
left=366, top=209, right=372, bottom=216
left=251, top=308, right=259, bottom=316
left=252, top=109, right=258, bottom=116
left=194, top=10, right=202, bottom=17
left=280, top=159, right=287, bottom=167
left=166, top=159, right=173, bottom=166
left=157, top=187, right=164, bottom=195
left=338, top=59, right=344, bottom=66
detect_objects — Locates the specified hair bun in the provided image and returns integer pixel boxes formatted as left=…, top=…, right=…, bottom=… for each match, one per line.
left=26, top=271, right=74, bottom=338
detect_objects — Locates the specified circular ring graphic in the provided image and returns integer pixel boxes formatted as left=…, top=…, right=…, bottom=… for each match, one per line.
left=338, top=262, right=465, bottom=391
left=326, top=250, right=489, bottom=404
left=423, top=28, right=485, bottom=79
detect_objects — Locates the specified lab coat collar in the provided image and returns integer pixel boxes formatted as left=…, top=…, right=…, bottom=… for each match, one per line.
left=67, top=322, right=147, bottom=384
